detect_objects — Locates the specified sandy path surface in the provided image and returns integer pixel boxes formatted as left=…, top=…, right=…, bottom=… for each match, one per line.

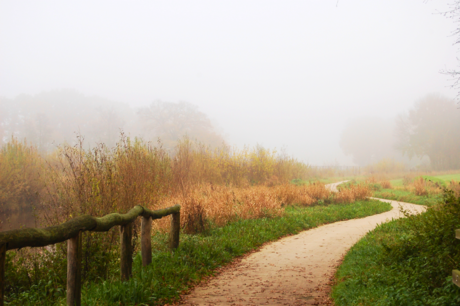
left=180, top=182, right=426, bottom=306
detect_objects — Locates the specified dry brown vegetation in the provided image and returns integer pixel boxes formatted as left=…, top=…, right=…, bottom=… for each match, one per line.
left=0, top=136, right=313, bottom=231
left=334, top=184, right=372, bottom=203
left=399, top=176, right=443, bottom=196
left=0, top=136, right=374, bottom=300
left=449, top=180, right=460, bottom=197
left=155, top=182, right=334, bottom=233
left=0, top=138, right=44, bottom=231
left=1, top=136, right=373, bottom=235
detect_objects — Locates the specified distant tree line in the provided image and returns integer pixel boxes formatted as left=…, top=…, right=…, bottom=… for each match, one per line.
left=396, top=94, right=460, bottom=170
left=340, top=94, right=460, bottom=171
left=0, top=89, right=226, bottom=151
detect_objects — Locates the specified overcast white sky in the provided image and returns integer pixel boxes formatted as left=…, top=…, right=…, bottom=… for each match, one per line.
left=0, top=0, right=458, bottom=165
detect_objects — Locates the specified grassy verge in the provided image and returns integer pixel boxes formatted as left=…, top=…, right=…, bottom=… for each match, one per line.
left=332, top=191, right=460, bottom=306
left=6, top=199, right=391, bottom=305
left=338, top=178, right=443, bottom=207
left=433, top=173, right=460, bottom=182
left=318, top=176, right=364, bottom=184
left=373, top=188, right=442, bottom=207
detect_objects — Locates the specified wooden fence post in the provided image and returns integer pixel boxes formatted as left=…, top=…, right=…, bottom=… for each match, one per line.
left=0, top=244, right=5, bottom=306
left=67, top=232, right=82, bottom=306
left=170, top=212, right=180, bottom=251
left=120, top=223, right=133, bottom=281
left=141, top=216, right=152, bottom=267
left=453, top=229, right=460, bottom=288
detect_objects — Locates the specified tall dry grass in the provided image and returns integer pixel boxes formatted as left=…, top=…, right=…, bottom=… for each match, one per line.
left=0, top=138, right=44, bottom=231
left=156, top=184, right=285, bottom=233
left=0, top=136, right=376, bottom=291
left=449, top=180, right=460, bottom=197
left=1, top=136, right=317, bottom=231
left=0, top=136, right=323, bottom=285
left=153, top=182, right=371, bottom=234
left=334, top=184, right=372, bottom=203
left=399, top=177, right=443, bottom=196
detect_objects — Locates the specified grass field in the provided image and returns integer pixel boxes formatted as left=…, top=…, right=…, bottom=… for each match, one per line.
left=332, top=191, right=460, bottom=305
left=372, top=173, right=460, bottom=206
left=390, top=173, right=460, bottom=187
left=389, top=178, right=403, bottom=186
left=5, top=199, right=391, bottom=305
left=430, top=173, right=460, bottom=183
left=373, top=189, right=442, bottom=207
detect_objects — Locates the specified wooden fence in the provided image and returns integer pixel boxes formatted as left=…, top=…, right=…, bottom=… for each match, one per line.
left=453, top=229, right=460, bottom=288
left=0, top=204, right=181, bottom=306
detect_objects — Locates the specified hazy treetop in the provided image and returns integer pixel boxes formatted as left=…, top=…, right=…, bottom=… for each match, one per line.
left=0, top=0, right=457, bottom=164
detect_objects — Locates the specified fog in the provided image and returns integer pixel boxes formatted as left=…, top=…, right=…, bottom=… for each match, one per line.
left=1, top=0, right=458, bottom=166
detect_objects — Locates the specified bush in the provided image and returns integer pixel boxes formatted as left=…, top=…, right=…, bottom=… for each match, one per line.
left=333, top=187, right=460, bottom=305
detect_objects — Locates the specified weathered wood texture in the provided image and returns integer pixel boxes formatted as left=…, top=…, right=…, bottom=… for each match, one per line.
left=67, top=233, right=82, bottom=306
left=453, top=270, right=460, bottom=288
left=453, top=230, right=460, bottom=288
left=120, top=223, right=133, bottom=281
left=141, top=216, right=152, bottom=267
left=0, top=204, right=180, bottom=250
left=143, top=205, right=180, bottom=220
left=170, top=212, right=180, bottom=250
left=0, top=244, right=5, bottom=306
left=0, top=204, right=181, bottom=304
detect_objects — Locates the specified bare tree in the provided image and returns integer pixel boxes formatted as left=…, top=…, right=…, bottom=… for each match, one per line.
left=396, top=94, right=460, bottom=170
left=137, top=101, right=226, bottom=150
left=442, top=0, right=460, bottom=100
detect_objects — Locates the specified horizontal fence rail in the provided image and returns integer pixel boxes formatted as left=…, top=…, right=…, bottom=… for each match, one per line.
left=0, top=204, right=181, bottom=306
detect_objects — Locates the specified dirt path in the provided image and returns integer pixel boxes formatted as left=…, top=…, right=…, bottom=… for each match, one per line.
left=180, top=182, right=426, bottom=306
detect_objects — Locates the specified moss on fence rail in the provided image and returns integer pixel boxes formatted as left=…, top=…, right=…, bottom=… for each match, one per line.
left=0, top=205, right=180, bottom=251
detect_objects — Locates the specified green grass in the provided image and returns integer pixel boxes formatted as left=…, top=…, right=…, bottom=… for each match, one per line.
left=318, top=176, right=365, bottom=184
left=292, top=177, right=354, bottom=185
left=5, top=199, right=391, bottom=305
left=389, top=173, right=460, bottom=188
left=389, top=178, right=403, bottom=186
left=422, top=176, right=447, bottom=187
left=430, top=173, right=460, bottom=183
left=332, top=191, right=460, bottom=305
left=373, top=188, right=442, bottom=207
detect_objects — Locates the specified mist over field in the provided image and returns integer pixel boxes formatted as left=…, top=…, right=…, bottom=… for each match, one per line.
left=1, top=0, right=458, bottom=167
left=3, top=2, right=460, bottom=304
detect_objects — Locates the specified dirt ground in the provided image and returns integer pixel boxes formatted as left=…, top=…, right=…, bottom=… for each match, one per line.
left=179, top=182, right=426, bottom=306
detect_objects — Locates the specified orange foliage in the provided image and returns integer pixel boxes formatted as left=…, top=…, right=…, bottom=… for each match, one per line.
left=413, top=177, right=428, bottom=196
left=154, top=182, right=332, bottom=233
left=334, top=184, right=371, bottom=203
left=449, top=180, right=460, bottom=197
left=380, top=180, right=392, bottom=189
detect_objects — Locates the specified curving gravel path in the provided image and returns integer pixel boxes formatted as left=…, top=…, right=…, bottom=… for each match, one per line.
left=179, top=182, right=426, bottom=306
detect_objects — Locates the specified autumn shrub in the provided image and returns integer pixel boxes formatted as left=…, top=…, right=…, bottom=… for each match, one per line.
left=154, top=184, right=285, bottom=233
left=272, top=182, right=330, bottom=206
left=334, top=184, right=372, bottom=203
left=404, top=177, right=443, bottom=197
left=150, top=182, right=333, bottom=234
left=0, top=138, right=44, bottom=231
left=171, top=139, right=312, bottom=188
left=366, top=176, right=377, bottom=184
left=413, top=177, right=429, bottom=196
left=0, top=135, right=330, bottom=302
left=333, top=188, right=460, bottom=305
left=448, top=180, right=460, bottom=197
left=380, top=180, right=392, bottom=189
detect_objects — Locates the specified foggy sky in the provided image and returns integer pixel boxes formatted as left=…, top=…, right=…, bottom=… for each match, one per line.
left=1, top=0, right=457, bottom=165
